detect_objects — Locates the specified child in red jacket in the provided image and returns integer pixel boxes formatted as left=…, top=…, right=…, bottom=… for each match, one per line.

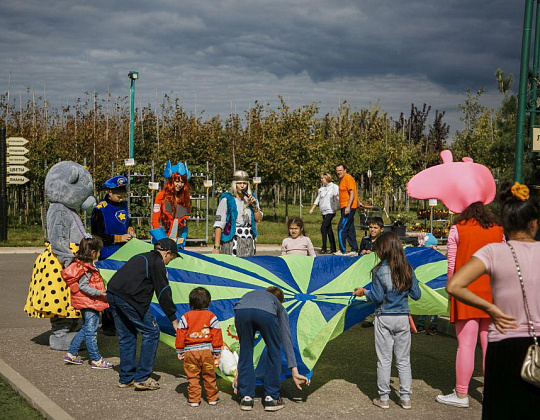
left=176, top=287, right=223, bottom=407
left=61, top=235, right=112, bottom=369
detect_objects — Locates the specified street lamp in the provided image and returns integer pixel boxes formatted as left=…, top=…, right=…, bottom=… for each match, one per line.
left=128, top=71, right=139, bottom=160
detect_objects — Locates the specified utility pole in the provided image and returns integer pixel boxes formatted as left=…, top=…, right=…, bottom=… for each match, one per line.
left=515, top=0, right=535, bottom=183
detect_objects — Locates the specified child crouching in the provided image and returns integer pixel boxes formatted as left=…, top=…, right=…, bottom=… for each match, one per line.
left=176, top=287, right=224, bottom=407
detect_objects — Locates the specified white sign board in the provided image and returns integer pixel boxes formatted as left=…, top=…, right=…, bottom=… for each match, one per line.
left=7, top=175, right=30, bottom=185
left=7, top=146, right=29, bottom=155
left=203, top=180, right=213, bottom=188
left=124, top=158, right=135, bottom=166
left=7, top=137, right=29, bottom=146
left=148, top=181, right=160, bottom=190
left=7, top=155, right=29, bottom=165
left=429, top=199, right=438, bottom=207
left=7, top=165, right=29, bottom=174
left=252, top=176, right=262, bottom=184
left=533, top=127, right=540, bottom=152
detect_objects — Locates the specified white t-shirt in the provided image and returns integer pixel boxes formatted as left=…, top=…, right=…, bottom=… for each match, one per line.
left=474, top=241, right=540, bottom=342
left=313, top=183, right=339, bottom=215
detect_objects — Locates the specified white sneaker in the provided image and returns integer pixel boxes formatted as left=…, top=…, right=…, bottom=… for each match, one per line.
left=436, top=390, right=469, bottom=408
left=345, top=251, right=358, bottom=257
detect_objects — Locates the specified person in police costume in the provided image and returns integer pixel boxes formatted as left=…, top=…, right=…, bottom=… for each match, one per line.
left=91, top=175, right=136, bottom=335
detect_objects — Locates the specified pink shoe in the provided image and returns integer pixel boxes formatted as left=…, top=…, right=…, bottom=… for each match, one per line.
left=90, top=358, right=113, bottom=370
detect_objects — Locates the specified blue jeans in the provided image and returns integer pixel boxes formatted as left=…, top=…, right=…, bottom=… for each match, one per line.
left=235, top=308, right=282, bottom=400
left=337, top=207, right=358, bottom=253
left=68, top=309, right=101, bottom=361
left=107, top=292, right=161, bottom=384
left=417, top=315, right=438, bottom=328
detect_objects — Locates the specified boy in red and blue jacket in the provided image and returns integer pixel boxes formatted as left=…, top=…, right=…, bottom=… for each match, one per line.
left=176, top=287, right=223, bottom=407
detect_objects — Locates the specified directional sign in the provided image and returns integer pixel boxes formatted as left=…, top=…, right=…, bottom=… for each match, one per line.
left=7, top=165, right=29, bottom=175
left=7, top=175, right=30, bottom=185
left=6, top=137, right=28, bottom=147
left=7, top=146, right=29, bottom=155
left=7, top=155, right=29, bottom=165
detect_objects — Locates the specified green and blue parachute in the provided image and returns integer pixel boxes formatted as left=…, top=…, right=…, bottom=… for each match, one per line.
left=97, top=239, right=448, bottom=381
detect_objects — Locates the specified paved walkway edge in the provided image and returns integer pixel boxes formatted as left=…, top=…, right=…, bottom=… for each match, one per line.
left=0, top=358, right=74, bottom=420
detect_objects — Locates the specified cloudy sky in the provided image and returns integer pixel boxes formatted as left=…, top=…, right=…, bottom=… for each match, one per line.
left=0, top=0, right=525, bottom=134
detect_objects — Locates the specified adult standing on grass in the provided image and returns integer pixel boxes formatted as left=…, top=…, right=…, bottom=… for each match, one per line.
left=309, top=173, right=339, bottom=254
left=106, top=238, right=180, bottom=390
left=446, top=182, right=540, bottom=419
left=334, top=164, right=359, bottom=256
left=436, top=202, right=504, bottom=408
left=213, top=170, right=262, bottom=257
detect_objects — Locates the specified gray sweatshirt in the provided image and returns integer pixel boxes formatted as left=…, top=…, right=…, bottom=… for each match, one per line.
left=234, top=290, right=296, bottom=368
left=78, top=273, right=102, bottom=297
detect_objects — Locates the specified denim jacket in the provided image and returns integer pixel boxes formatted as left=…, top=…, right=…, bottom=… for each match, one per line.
left=364, top=261, right=421, bottom=315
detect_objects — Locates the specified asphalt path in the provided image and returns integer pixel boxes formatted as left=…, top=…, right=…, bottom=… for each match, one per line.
left=0, top=252, right=482, bottom=419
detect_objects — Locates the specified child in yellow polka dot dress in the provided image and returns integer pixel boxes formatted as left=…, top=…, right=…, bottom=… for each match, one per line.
left=61, top=236, right=112, bottom=369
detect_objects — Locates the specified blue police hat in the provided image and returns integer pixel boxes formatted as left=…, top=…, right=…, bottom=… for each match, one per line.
left=104, top=176, right=128, bottom=189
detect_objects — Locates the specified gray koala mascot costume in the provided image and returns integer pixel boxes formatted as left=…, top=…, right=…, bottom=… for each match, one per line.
left=24, top=161, right=96, bottom=350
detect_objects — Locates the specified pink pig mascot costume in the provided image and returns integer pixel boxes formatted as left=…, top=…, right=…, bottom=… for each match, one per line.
left=408, top=150, right=504, bottom=409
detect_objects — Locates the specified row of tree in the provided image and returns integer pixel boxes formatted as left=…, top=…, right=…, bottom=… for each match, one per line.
left=1, top=68, right=536, bottom=225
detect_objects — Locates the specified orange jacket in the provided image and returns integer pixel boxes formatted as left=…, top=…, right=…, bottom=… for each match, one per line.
left=152, top=190, right=190, bottom=235
left=450, top=221, right=504, bottom=322
left=175, top=310, right=223, bottom=355
left=61, top=260, right=109, bottom=312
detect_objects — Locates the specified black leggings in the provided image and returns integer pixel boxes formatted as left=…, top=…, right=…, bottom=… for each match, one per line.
left=321, top=213, right=336, bottom=252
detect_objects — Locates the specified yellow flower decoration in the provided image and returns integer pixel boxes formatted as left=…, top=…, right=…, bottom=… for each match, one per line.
left=511, top=182, right=529, bottom=201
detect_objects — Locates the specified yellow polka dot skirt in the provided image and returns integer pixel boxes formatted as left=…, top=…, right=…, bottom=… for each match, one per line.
left=24, top=243, right=81, bottom=319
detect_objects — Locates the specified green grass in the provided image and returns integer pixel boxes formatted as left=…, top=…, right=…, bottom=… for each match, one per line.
left=2, top=204, right=427, bottom=248
left=0, top=378, right=44, bottom=419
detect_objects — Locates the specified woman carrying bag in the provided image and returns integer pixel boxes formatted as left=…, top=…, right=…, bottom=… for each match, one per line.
left=446, top=182, right=540, bottom=420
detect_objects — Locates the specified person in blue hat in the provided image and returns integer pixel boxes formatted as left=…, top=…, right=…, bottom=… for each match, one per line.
left=91, top=175, right=136, bottom=336
left=151, top=162, right=191, bottom=250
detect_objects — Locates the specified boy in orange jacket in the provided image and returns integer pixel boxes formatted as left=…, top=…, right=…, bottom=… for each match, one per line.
left=176, top=287, right=223, bottom=407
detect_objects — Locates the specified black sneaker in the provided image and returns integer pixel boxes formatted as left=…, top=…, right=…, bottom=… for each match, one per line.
left=240, top=396, right=254, bottom=411
left=426, top=326, right=438, bottom=335
left=263, top=396, right=284, bottom=412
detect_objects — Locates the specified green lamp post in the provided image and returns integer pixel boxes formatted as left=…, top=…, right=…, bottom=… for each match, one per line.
left=128, top=71, right=139, bottom=160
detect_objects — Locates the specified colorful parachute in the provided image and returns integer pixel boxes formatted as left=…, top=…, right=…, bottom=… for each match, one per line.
left=97, top=239, right=448, bottom=381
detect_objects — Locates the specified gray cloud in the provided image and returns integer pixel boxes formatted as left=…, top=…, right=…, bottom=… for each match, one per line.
left=0, top=0, right=524, bottom=133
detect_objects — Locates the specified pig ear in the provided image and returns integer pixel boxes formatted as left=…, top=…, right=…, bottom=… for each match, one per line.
left=440, top=150, right=453, bottom=164
left=462, top=157, right=474, bottom=163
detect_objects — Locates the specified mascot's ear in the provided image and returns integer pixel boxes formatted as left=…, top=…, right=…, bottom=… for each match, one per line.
left=163, top=160, right=172, bottom=179
left=68, top=166, right=80, bottom=184
left=440, top=150, right=454, bottom=164
left=462, top=157, right=474, bottom=163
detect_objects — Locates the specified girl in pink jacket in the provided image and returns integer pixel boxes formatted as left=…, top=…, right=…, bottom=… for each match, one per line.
left=61, top=235, right=112, bottom=369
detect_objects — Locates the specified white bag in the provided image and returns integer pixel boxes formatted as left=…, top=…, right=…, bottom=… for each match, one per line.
left=219, top=347, right=238, bottom=376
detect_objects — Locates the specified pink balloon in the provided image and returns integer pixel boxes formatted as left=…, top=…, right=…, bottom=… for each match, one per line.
left=407, top=150, right=496, bottom=213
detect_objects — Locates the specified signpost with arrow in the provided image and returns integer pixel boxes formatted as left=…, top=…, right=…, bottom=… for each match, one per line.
left=0, top=130, right=31, bottom=241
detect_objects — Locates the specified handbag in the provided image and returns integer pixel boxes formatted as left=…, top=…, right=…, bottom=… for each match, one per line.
left=507, top=243, right=540, bottom=388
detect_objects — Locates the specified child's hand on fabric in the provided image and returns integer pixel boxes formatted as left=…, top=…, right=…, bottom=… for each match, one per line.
left=353, top=287, right=365, bottom=297
left=100, top=291, right=107, bottom=299
left=177, top=353, right=184, bottom=360
left=232, top=373, right=238, bottom=394
left=213, top=356, right=220, bottom=367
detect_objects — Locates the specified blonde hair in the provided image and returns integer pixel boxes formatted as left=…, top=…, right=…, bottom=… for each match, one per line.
left=322, top=173, right=332, bottom=183
left=229, top=170, right=252, bottom=196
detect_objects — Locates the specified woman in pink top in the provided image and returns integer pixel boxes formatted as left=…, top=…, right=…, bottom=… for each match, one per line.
left=281, top=217, right=316, bottom=256
left=446, top=182, right=540, bottom=420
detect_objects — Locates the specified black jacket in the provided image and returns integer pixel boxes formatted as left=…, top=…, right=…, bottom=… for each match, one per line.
left=107, top=250, right=177, bottom=322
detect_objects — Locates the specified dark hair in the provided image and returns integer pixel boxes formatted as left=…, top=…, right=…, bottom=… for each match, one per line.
left=335, top=163, right=347, bottom=170
left=499, top=182, right=539, bottom=234
left=266, top=286, right=284, bottom=303
left=189, top=287, right=211, bottom=310
left=453, top=201, right=498, bottom=229
left=76, top=236, right=103, bottom=263
left=373, top=232, right=413, bottom=292
left=288, top=217, right=306, bottom=236
left=369, top=217, right=384, bottom=228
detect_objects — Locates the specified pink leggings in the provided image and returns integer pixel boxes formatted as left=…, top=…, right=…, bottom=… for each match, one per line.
left=455, top=318, right=490, bottom=395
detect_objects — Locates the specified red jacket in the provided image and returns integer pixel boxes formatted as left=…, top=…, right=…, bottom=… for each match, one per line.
left=175, top=310, right=223, bottom=355
left=61, top=260, right=109, bottom=312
